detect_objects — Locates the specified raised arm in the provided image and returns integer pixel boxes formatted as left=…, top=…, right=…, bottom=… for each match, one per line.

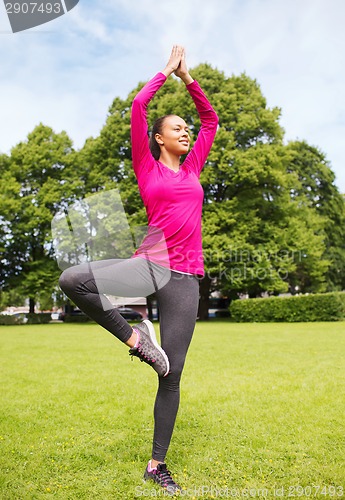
left=131, top=46, right=185, bottom=180
left=175, top=49, right=219, bottom=177
left=131, top=73, right=166, bottom=180
left=183, top=81, right=219, bottom=177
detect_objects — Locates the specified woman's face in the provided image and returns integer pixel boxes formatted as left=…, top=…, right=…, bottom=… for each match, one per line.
left=155, top=115, right=190, bottom=156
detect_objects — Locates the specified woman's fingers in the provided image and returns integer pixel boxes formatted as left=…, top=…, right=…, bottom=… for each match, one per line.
left=163, top=45, right=187, bottom=77
left=180, top=48, right=186, bottom=66
left=172, top=45, right=183, bottom=55
left=169, top=45, right=184, bottom=67
left=174, top=47, right=189, bottom=78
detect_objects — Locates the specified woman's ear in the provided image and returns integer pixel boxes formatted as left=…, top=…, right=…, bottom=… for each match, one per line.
left=155, top=133, right=164, bottom=146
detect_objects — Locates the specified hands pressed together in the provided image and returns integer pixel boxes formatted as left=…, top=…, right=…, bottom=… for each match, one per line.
left=162, top=45, right=194, bottom=85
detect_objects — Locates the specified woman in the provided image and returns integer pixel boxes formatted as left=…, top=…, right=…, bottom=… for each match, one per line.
left=59, top=45, right=218, bottom=495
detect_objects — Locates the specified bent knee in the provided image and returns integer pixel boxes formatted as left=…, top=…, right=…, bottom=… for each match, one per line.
left=58, top=267, right=78, bottom=294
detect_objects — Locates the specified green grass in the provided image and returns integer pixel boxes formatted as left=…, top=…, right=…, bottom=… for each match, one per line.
left=1, top=322, right=345, bottom=499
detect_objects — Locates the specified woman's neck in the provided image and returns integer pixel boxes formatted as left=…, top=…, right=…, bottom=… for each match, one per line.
left=158, top=152, right=180, bottom=172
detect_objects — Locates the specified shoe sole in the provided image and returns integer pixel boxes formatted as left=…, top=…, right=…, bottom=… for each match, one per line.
left=142, top=319, right=170, bottom=377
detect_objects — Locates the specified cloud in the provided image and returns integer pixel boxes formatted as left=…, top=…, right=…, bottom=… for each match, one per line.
left=0, top=0, right=344, bottom=191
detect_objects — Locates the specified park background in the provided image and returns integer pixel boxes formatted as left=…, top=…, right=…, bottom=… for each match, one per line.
left=0, top=0, right=345, bottom=316
left=1, top=0, right=345, bottom=498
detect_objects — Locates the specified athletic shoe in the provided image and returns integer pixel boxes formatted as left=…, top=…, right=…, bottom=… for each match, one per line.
left=144, top=461, right=182, bottom=495
left=129, top=320, right=170, bottom=377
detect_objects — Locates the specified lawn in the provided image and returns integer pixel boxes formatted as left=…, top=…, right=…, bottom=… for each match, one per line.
left=1, top=321, right=344, bottom=499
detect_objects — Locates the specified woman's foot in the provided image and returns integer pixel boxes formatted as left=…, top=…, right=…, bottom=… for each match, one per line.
left=143, top=460, right=182, bottom=495
left=128, top=320, right=170, bottom=377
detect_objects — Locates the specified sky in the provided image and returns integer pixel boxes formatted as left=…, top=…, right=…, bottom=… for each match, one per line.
left=0, top=0, right=344, bottom=192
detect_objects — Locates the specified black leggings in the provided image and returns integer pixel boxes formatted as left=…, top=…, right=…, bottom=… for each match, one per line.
left=58, top=257, right=200, bottom=462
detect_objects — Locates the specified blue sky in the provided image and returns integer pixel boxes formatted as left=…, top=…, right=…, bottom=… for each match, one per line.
left=1, top=0, right=344, bottom=192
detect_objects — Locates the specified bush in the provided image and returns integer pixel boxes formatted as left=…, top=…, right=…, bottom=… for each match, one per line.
left=0, top=315, right=22, bottom=325
left=230, top=292, right=345, bottom=322
left=26, top=313, right=52, bottom=324
left=63, top=313, right=92, bottom=323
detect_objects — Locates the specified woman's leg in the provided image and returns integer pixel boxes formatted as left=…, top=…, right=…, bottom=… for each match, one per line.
left=58, top=257, right=170, bottom=343
left=151, top=272, right=200, bottom=462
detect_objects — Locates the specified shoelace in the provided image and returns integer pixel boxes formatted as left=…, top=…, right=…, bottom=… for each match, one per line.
left=130, top=343, right=156, bottom=364
left=155, top=465, right=178, bottom=488
left=137, top=343, right=156, bottom=363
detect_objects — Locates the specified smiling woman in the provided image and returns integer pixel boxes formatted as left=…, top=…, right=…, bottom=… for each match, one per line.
left=150, top=115, right=191, bottom=169
left=58, top=45, right=218, bottom=496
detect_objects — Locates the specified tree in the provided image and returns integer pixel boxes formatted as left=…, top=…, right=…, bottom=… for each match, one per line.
left=0, top=124, right=75, bottom=313
left=2, top=66, right=338, bottom=318
left=79, top=65, right=330, bottom=318
left=0, top=153, right=11, bottom=291
left=200, top=142, right=329, bottom=310
left=286, top=141, right=345, bottom=291
left=190, top=66, right=328, bottom=315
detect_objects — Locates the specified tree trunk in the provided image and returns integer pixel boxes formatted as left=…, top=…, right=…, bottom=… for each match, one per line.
left=29, top=297, right=35, bottom=314
left=64, top=300, right=73, bottom=314
left=198, top=274, right=211, bottom=320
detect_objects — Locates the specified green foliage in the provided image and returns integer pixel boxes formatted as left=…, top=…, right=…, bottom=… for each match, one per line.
left=199, top=85, right=329, bottom=299
left=1, top=66, right=344, bottom=317
left=230, top=292, right=345, bottom=322
left=0, top=288, right=26, bottom=311
left=0, top=312, right=52, bottom=325
left=0, top=315, right=22, bottom=325
left=63, top=313, right=92, bottom=323
left=0, top=124, right=74, bottom=311
left=90, top=65, right=332, bottom=309
left=286, top=141, right=345, bottom=291
left=26, top=313, right=52, bottom=324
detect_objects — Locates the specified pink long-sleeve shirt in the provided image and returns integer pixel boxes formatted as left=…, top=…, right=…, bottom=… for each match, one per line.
left=130, top=72, right=218, bottom=276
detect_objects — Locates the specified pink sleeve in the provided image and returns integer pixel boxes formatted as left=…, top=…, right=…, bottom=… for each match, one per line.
left=183, top=80, right=219, bottom=177
left=131, top=72, right=167, bottom=181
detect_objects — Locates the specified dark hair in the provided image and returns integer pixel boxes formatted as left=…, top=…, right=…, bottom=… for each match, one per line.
left=149, top=114, right=175, bottom=160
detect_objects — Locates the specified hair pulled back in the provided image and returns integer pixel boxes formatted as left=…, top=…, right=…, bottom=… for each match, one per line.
left=149, top=115, right=175, bottom=160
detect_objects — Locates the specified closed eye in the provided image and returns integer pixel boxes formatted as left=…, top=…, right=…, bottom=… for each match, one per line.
left=173, top=126, right=189, bottom=133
